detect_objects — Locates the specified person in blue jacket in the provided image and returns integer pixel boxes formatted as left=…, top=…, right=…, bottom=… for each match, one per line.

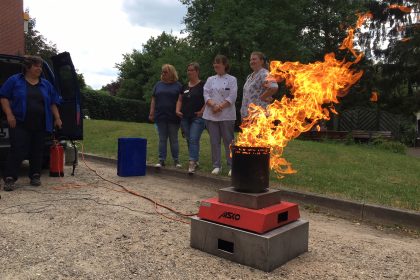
left=0, top=55, right=62, bottom=191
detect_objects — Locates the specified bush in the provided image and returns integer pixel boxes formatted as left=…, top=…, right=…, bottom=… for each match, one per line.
left=344, top=132, right=355, bottom=146
left=372, top=138, right=407, bottom=154
left=398, top=123, right=417, bottom=147
left=81, top=89, right=150, bottom=123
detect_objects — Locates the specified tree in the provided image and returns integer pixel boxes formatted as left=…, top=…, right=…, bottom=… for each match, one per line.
left=356, top=0, right=420, bottom=116
left=24, top=10, right=58, bottom=64
left=101, top=80, right=121, bottom=96
left=115, top=32, right=195, bottom=101
left=300, top=0, right=364, bottom=61
left=180, top=0, right=366, bottom=83
left=25, top=10, right=88, bottom=90
left=180, top=0, right=316, bottom=110
left=76, top=72, right=87, bottom=90
left=180, top=0, right=371, bottom=114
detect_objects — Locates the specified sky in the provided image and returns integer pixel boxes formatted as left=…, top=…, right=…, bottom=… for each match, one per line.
left=24, top=0, right=187, bottom=89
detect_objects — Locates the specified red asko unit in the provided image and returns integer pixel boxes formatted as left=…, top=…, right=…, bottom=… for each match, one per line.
left=198, top=197, right=300, bottom=234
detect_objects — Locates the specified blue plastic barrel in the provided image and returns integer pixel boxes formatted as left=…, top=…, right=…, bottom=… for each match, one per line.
left=117, top=138, right=147, bottom=176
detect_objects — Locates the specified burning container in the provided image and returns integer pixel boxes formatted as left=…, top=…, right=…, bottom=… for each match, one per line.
left=231, top=146, right=270, bottom=193
left=193, top=144, right=307, bottom=272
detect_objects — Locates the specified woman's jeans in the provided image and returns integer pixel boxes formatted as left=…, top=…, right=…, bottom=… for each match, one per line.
left=181, top=117, right=205, bottom=162
left=156, top=121, right=180, bottom=162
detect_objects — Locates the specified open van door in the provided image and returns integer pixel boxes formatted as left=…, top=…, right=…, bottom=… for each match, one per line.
left=50, top=52, right=83, bottom=140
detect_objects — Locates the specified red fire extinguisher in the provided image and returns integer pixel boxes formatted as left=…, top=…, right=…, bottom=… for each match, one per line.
left=50, top=140, right=64, bottom=177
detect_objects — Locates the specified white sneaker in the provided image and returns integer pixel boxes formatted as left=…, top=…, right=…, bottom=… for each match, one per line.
left=174, top=160, right=182, bottom=168
left=188, top=161, right=197, bottom=174
left=155, top=160, right=165, bottom=168
left=211, top=167, right=221, bottom=175
left=228, top=169, right=231, bottom=176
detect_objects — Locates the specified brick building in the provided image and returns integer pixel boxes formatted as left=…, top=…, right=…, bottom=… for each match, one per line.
left=0, top=0, right=24, bottom=55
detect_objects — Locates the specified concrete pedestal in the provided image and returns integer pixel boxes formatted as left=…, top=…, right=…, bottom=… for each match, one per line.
left=218, top=187, right=281, bottom=209
left=190, top=217, right=309, bottom=272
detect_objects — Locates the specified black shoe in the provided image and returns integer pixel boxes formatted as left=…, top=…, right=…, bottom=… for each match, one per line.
left=4, top=177, right=15, bottom=191
left=155, top=160, right=165, bottom=168
left=30, top=174, right=41, bottom=187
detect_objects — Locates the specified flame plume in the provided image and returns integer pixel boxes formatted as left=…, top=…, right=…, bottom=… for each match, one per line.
left=388, top=4, right=412, bottom=13
left=370, top=91, right=379, bottom=102
left=236, top=13, right=372, bottom=178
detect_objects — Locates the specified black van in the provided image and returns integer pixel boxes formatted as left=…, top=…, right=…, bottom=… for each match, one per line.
left=0, top=52, right=83, bottom=167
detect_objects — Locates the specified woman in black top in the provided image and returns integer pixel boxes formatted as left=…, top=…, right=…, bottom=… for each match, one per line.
left=176, top=62, right=205, bottom=174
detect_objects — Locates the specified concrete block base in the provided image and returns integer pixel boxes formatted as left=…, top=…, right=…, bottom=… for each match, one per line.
left=190, top=217, right=309, bottom=272
left=218, top=187, right=281, bottom=209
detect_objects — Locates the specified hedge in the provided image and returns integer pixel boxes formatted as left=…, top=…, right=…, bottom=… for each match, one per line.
left=81, top=89, right=149, bottom=123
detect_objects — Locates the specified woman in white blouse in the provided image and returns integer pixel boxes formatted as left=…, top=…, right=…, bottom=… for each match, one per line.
left=240, top=51, right=278, bottom=119
left=203, top=55, right=237, bottom=176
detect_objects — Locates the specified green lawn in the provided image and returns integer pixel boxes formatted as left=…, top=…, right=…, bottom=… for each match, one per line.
left=81, top=119, right=420, bottom=211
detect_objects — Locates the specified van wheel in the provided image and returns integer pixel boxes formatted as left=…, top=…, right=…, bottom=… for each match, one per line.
left=0, top=160, right=6, bottom=176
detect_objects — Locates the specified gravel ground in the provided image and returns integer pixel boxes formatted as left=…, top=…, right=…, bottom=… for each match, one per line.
left=0, top=160, right=419, bottom=280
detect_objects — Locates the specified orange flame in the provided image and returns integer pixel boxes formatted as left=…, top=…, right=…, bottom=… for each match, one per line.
left=388, top=4, right=412, bottom=13
left=388, top=6, right=413, bottom=42
left=339, top=12, right=373, bottom=63
left=370, top=91, right=379, bottom=102
left=400, top=37, right=412, bottom=42
left=236, top=13, right=371, bottom=178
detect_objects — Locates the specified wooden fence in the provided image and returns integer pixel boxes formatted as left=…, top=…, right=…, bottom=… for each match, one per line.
left=336, top=108, right=404, bottom=138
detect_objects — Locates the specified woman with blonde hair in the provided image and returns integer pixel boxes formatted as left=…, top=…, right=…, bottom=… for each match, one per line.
left=149, top=64, right=183, bottom=168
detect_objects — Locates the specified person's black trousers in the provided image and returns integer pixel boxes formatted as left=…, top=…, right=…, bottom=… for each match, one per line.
left=4, top=124, right=46, bottom=181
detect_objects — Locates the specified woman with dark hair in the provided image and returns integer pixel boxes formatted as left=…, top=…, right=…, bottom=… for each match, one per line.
left=203, top=55, right=237, bottom=176
left=0, top=55, right=62, bottom=191
left=240, top=51, right=278, bottom=119
left=176, top=62, right=205, bottom=174
left=149, top=64, right=183, bottom=168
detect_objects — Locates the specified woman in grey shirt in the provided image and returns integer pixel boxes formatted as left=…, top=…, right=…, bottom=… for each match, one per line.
left=203, top=55, right=237, bottom=176
left=240, top=51, right=278, bottom=119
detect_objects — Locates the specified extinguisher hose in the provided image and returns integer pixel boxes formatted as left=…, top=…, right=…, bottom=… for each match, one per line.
left=71, top=140, right=77, bottom=176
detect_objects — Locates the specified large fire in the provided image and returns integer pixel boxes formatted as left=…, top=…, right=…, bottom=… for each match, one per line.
left=235, top=12, right=372, bottom=178
left=236, top=5, right=412, bottom=178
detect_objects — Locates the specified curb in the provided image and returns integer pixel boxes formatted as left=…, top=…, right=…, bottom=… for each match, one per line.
left=81, top=153, right=420, bottom=230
